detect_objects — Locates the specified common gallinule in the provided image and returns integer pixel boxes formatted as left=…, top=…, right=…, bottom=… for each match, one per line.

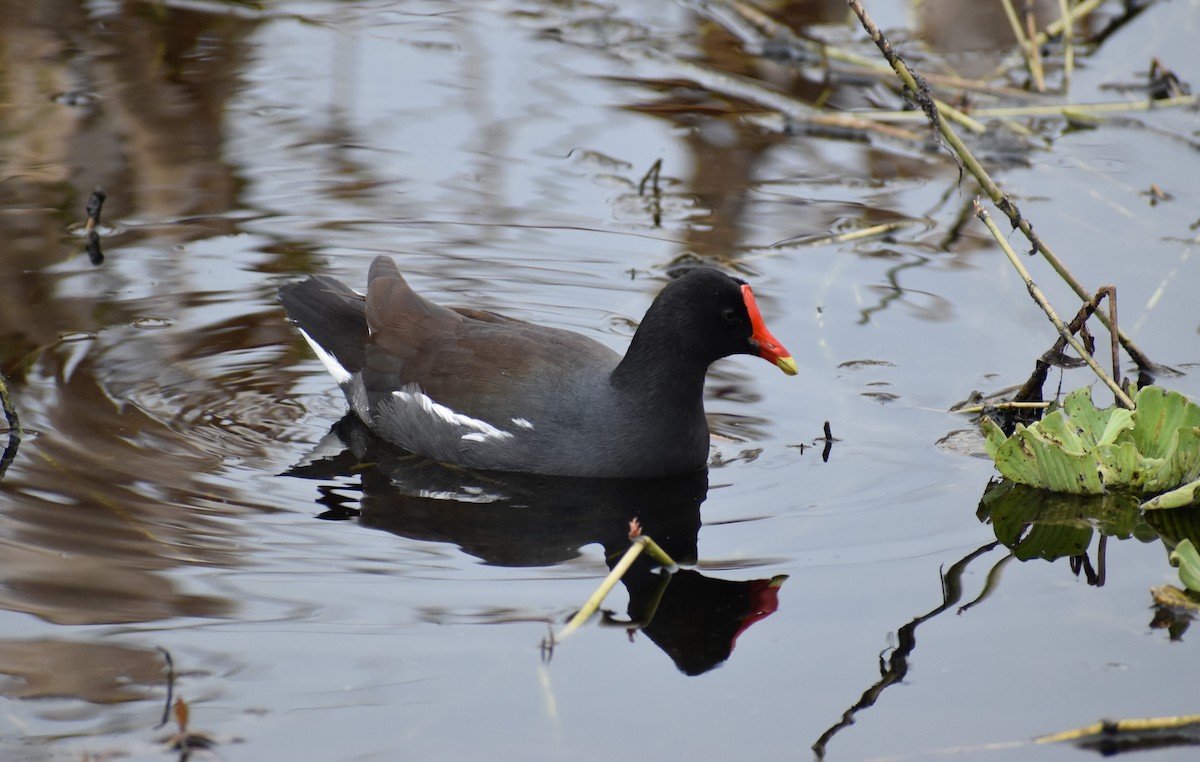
left=280, top=256, right=796, bottom=477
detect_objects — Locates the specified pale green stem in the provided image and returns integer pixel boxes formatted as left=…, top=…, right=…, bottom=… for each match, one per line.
left=845, top=0, right=1156, bottom=372
left=556, top=542, right=644, bottom=641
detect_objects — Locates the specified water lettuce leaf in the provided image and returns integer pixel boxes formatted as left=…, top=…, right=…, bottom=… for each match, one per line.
left=982, top=386, right=1200, bottom=501
left=1170, top=539, right=1200, bottom=594
left=1142, top=478, right=1200, bottom=511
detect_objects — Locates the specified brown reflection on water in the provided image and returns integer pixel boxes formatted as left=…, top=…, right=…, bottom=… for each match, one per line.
left=0, top=639, right=165, bottom=704
left=917, top=0, right=1079, bottom=78
left=2, top=351, right=233, bottom=624
left=615, top=3, right=945, bottom=265
left=0, top=0, right=259, bottom=365
left=0, top=0, right=289, bottom=627
left=0, top=0, right=254, bottom=220
left=0, top=283, right=311, bottom=624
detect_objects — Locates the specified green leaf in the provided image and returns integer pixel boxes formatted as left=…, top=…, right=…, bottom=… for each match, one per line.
left=980, top=386, right=1200, bottom=499
left=1095, top=441, right=1140, bottom=487
left=1131, top=387, right=1200, bottom=459
left=1142, top=478, right=1200, bottom=511
left=981, top=415, right=1009, bottom=461
left=1170, top=539, right=1200, bottom=593
left=1062, top=386, right=1132, bottom=447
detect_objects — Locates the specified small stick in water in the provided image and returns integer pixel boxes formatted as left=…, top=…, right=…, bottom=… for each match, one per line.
left=84, top=187, right=106, bottom=265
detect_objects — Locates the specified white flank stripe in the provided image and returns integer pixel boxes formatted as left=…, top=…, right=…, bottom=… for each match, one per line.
left=298, top=328, right=352, bottom=385
left=391, top=389, right=514, bottom=442
left=511, top=417, right=534, bottom=430
left=417, top=488, right=503, bottom=503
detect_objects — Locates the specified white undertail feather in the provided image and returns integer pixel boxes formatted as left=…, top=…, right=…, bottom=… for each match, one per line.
left=298, top=328, right=352, bottom=385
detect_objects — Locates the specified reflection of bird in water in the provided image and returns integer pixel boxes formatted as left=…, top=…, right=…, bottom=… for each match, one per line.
left=286, top=415, right=786, bottom=675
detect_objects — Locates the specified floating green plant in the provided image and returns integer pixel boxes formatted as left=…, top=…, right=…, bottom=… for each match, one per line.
left=1171, top=539, right=1200, bottom=594
left=981, top=386, right=1200, bottom=502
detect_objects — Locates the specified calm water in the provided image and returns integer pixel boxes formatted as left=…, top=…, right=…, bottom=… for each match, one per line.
left=2, top=1, right=1200, bottom=760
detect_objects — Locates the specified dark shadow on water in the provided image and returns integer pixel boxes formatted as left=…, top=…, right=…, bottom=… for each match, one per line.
left=285, top=415, right=785, bottom=675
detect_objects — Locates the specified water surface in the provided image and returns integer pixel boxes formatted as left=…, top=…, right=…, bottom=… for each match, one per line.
left=2, top=1, right=1199, bottom=760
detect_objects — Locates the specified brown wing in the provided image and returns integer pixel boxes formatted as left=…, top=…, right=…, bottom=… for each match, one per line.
left=361, top=257, right=619, bottom=426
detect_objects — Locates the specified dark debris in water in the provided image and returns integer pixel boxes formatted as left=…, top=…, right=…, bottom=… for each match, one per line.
left=83, top=187, right=107, bottom=265
left=1149, top=585, right=1198, bottom=641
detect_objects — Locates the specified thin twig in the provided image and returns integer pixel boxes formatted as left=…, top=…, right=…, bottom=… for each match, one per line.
left=556, top=541, right=644, bottom=641
left=1036, top=0, right=1103, bottom=44
left=1037, top=714, right=1200, bottom=745
left=697, top=0, right=1042, bottom=100
left=1023, top=1, right=1047, bottom=92
left=862, top=94, right=1196, bottom=121
left=554, top=522, right=678, bottom=642
left=845, top=0, right=1157, bottom=373
left=755, top=220, right=918, bottom=252
left=156, top=647, right=176, bottom=730
left=1011, top=285, right=1119, bottom=406
left=1000, top=0, right=1044, bottom=91
left=625, top=47, right=924, bottom=143
left=1101, top=285, right=1120, bottom=384
left=638, top=158, right=662, bottom=196
left=954, top=401, right=1051, bottom=414
left=980, top=94, right=1196, bottom=117
left=632, top=535, right=678, bottom=571
left=999, top=0, right=1026, bottom=59
left=1057, top=0, right=1075, bottom=94
left=972, top=200, right=1133, bottom=408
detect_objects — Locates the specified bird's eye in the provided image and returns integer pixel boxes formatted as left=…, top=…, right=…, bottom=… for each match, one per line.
left=721, top=307, right=739, bottom=325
